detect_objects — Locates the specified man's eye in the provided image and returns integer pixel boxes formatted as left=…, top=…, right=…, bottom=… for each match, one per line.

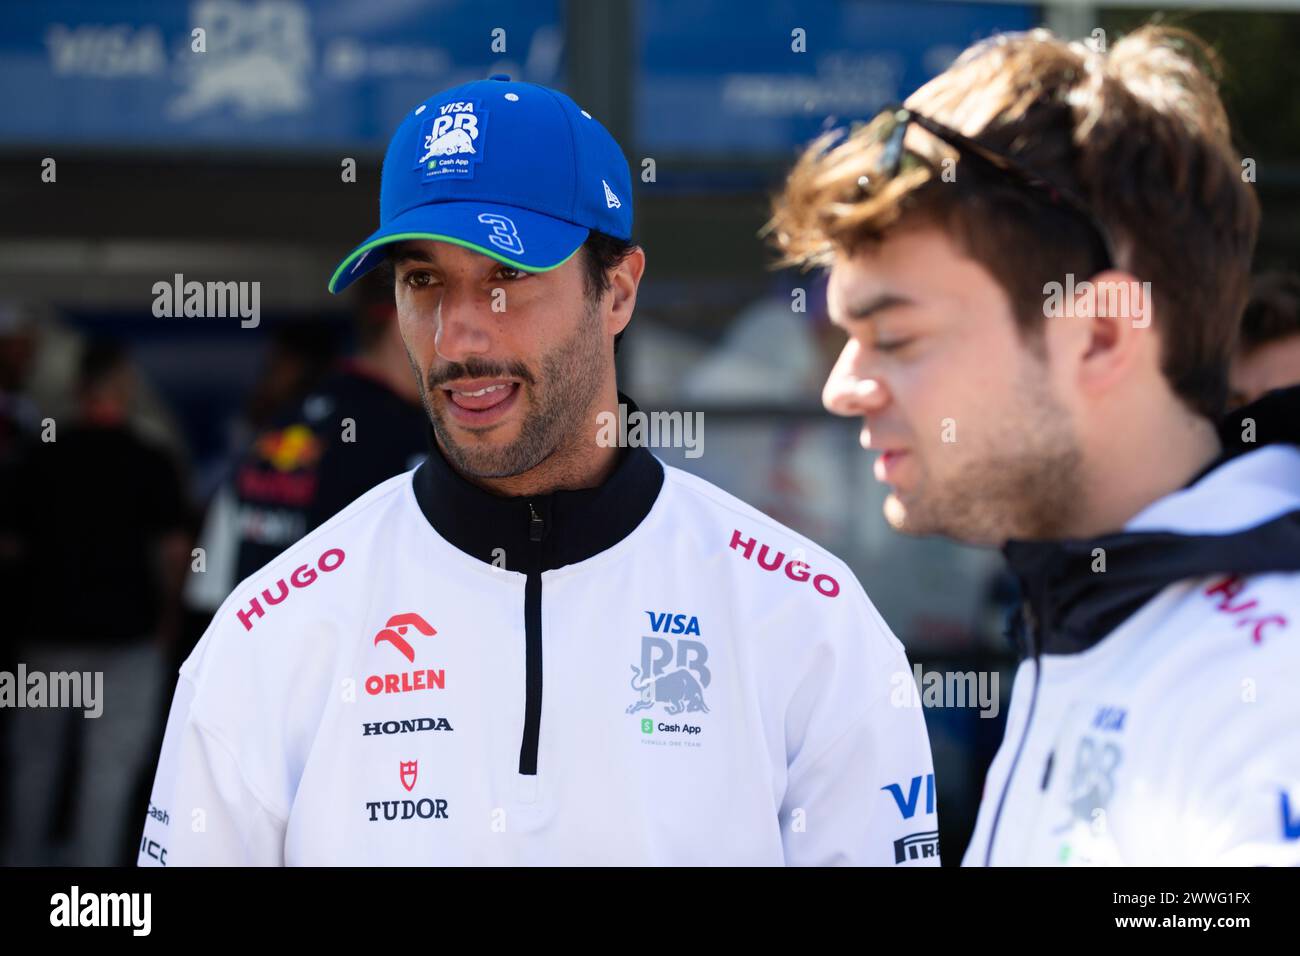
left=874, top=338, right=912, bottom=353
left=496, top=265, right=527, bottom=281
left=401, top=271, right=436, bottom=289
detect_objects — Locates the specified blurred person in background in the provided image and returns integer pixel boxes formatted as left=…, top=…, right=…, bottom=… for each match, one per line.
left=0, top=305, right=42, bottom=861
left=773, top=25, right=1300, bottom=864
left=678, top=276, right=846, bottom=538
left=1, top=339, right=190, bottom=865
left=0, top=306, right=41, bottom=464
left=1229, top=270, right=1300, bottom=409
left=230, top=270, right=426, bottom=584
left=237, top=321, right=342, bottom=454
left=181, top=319, right=340, bottom=628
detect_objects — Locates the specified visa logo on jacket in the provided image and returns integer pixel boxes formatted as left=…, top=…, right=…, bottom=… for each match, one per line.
left=884, top=774, right=936, bottom=819
left=646, top=611, right=700, bottom=635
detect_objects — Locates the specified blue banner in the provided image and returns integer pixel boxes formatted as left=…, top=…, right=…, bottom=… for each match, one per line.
left=638, top=0, right=1038, bottom=155
left=0, top=0, right=563, bottom=149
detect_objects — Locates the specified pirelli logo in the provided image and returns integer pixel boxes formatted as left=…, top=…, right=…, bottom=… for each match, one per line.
left=894, top=829, right=940, bottom=864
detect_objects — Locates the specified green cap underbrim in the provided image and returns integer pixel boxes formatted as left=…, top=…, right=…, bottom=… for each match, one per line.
left=327, top=232, right=582, bottom=294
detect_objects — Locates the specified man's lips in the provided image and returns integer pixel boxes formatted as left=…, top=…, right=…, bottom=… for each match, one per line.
left=872, top=449, right=910, bottom=485
left=439, top=378, right=521, bottom=425
left=859, top=425, right=911, bottom=483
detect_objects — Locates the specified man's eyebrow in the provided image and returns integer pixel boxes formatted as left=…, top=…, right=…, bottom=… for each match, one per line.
left=832, top=292, right=914, bottom=323
left=388, top=245, right=433, bottom=267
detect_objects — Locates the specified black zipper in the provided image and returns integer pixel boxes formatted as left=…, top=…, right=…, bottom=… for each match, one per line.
left=983, top=600, right=1043, bottom=866
left=518, top=499, right=548, bottom=775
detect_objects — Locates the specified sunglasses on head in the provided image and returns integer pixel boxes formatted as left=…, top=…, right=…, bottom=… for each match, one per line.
left=843, top=103, right=1117, bottom=271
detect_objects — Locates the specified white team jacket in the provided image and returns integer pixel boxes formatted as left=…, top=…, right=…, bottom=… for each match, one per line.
left=964, top=438, right=1300, bottom=866
left=140, top=421, right=937, bottom=866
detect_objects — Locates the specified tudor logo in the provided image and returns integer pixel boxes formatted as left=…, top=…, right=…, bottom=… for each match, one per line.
left=365, top=760, right=450, bottom=823
left=374, top=612, right=437, bottom=663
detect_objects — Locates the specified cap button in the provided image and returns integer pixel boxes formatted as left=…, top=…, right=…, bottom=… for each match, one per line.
left=489, top=73, right=511, bottom=82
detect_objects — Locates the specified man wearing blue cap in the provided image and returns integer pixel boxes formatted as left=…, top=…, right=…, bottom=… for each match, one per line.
left=139, top=76, right=936, bottom=866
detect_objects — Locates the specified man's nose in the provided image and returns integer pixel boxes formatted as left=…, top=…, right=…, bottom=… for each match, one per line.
left=822, top=340, right=888, bottom=417
left=433, top=286, right=494, bottom=364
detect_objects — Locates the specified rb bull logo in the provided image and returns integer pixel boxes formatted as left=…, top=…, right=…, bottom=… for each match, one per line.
left=416, top=100, right=487, bottom=180
left=1066, top=736, right=1122, bottom=825
left=626, top=612, right=711, bottom=716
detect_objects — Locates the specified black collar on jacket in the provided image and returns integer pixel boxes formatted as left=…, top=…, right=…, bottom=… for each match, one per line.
left=1001, top=384, right=1300, bottom=657
left=411, top=392, right=665, bottom=572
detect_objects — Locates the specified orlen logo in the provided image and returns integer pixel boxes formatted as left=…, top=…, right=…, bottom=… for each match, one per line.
left=374, top=612, right=437, bottom=662
left=237, top=547, right=345, bottom=632
left=728, top=529, right=839, bottom=598
left=366, top=612, right=445, bottom=696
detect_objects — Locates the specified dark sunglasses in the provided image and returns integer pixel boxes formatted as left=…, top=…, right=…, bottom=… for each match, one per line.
left=843, top=103, right=1117, bottom=271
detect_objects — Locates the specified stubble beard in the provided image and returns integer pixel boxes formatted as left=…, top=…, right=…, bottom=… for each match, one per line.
left=411, top=297, right=608, bottom=480
left=884, top=364, right=1085, bottom=547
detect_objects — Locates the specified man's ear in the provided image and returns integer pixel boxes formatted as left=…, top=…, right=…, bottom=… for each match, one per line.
left=606, top=246, right=645, bottom=338
left=1070, top=269, right=1154, bottom=397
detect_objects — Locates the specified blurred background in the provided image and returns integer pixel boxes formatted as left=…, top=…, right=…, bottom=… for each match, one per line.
left=0, top=0, right=1298, bottom=866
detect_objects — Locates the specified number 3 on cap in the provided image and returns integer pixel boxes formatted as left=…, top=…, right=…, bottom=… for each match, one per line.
left=477, top=213, right=524, bottom=256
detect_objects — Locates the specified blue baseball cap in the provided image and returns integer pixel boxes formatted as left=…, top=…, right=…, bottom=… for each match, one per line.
left=328, top=74, right=633, bottom=294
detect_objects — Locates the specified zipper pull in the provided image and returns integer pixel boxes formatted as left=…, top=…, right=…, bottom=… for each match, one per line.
left=528, top=501, right=544, bottom=542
